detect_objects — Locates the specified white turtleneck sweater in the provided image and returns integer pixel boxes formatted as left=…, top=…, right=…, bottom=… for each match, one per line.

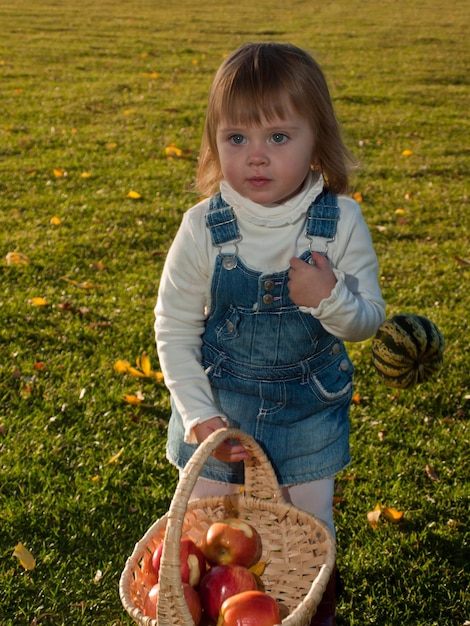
left=155, top=173, right=386, bottom=442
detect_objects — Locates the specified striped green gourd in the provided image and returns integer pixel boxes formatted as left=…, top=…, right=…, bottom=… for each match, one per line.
left=371, top=314, right=444, bottom=389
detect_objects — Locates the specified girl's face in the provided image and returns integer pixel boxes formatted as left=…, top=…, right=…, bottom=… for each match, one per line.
left=215, top=107, right=314, bottom=205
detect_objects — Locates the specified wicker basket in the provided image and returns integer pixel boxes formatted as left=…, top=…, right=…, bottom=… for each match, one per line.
left=119, top=428, right=336, bottom=626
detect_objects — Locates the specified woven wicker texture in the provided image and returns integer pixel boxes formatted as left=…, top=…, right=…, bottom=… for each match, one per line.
left=119, top=428, right=336, bottom=626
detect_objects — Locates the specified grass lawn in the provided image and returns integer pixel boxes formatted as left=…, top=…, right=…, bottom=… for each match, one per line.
left=0, top=0, right=469, bottom=624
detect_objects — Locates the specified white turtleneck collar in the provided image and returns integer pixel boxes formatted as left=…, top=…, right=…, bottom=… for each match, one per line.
left=219, top=171, right=324, bottom=228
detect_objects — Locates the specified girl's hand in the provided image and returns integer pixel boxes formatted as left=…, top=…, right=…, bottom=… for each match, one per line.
left=288, top=252, right=337, bottom=308
left=193, top=417, right=250, bottom=463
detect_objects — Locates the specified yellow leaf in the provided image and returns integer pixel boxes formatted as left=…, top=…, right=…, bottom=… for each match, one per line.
left=351, top=392, right=361, bottom=405
left=136, top=353, right=152, bottom=376
left=50, top=216, right=61, bottom=225
left=29, top=297, right=47, bottom=306
left=123, top=393, right=144, bottom=404
left=126, top=190, right=141, bottom=199
left=402, top=149, right=413, bottom=157
left=395, top=208, right=406, bottom=215
left=127, top=366, right=147, bottom=378
left=53, top=168, right=65, bottom=178
left=107, top=142, right=117, bottom=149
left=13, top=542, right=36, bottom=570
left=113, top=360, right=131, bottom=373
left=381, top=507, right=404, bottom=523
left=81, top=172, right=91, bottom=178
left=249, top=561, right=267, bottom=577
left=165, top=143, right=183, bottom=158
left=6, top=251, right=29, bottom=266
left=154, top=371, right=164, bottom=383
left=353, top=191, right=363, bottom=203
left=107, top=447, right=124, bottom=464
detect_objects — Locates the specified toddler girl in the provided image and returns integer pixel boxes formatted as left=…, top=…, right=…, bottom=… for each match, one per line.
left=155, top=42, right=386, bottom=625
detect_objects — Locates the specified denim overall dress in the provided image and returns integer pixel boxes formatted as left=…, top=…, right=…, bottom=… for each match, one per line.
left=166, top=189, right=353, bottom=486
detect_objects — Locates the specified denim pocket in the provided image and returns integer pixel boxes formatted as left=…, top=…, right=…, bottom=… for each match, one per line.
left=307, top=354, right=354, bottom=404
left=215, top=305, right=240, bottom=341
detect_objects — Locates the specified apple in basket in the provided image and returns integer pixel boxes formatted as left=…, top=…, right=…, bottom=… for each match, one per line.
left=151, top=537, right=207, bottom=587
left=217, top=590, right=281, bottom=626
left=199, top=563, right=258, bottom=623
left=199, top=518, right=263, bottom=568
left=142, top=582, right=203, bottom=625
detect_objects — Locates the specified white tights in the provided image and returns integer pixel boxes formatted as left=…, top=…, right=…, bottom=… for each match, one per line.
left=188, top=475, right=336, bottom=539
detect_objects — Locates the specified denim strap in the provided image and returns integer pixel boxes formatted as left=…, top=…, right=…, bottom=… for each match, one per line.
left=205, top=193, right=240, bottom=245
left=205, top=189, right=339, bottom=245
left=305, top=189, right=339, bottom=239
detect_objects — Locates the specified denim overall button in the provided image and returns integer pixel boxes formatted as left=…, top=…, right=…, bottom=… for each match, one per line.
left=222, top=256, right=237, bottom=270
left=262, top=294, right=274, bottom=305
left=226, top=321, right=235, bottom=333
left=332, top=343, right=341, bottom=355
left=339, top=359, right=350, bottom=371
left=263, top=279, right=275, bottom=291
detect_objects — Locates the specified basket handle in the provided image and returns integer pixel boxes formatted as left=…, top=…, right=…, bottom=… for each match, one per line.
left=156, top=428, right=284, bottom=624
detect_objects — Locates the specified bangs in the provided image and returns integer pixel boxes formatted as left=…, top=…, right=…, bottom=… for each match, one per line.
left=208, top=44, right=309, bottom=128
left=214, top=78, right=300, bottom=127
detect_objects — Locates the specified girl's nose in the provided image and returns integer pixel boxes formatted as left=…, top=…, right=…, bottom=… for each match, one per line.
left=248, top=152, right=268, bottom=166
left=247, top=144, right=268, bottom=166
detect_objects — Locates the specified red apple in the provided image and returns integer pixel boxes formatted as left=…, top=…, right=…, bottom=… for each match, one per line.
left=216, top=590, right=281, bottom=626
left=142, top=582, right=203, bottom=625
left=199, top=564, right=258, bottom=623
left=199, top=518, right=262, bottom=567
left=151, top=537, right=207, bottom=587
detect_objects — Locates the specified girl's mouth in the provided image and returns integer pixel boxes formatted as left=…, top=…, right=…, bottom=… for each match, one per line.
left=247, top=177, right=271, bottom=187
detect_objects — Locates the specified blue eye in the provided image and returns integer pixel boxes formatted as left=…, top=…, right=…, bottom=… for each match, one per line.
left=230, top=134, right=245, bottom=145
left=271, top=133, right=288, bottom=144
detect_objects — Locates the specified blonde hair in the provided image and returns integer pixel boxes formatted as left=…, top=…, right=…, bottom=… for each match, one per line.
left=196, top=42, right=355, bottom=197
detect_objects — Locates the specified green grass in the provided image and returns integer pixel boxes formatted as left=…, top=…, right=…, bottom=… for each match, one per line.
left=0, top=0, right=469, bottom=624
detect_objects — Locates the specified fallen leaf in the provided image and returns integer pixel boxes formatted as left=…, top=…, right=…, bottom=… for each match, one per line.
left=123, top=393, right=144, bottom=405
left=89, top=261, right=105, bottom=271
left=53, top=168, right=65, bottom=178
left=352, top=191, right=363, bottom=203
left=81, top=172, right=91, bottom=178
left=136, top=353, right=151, bottom=376
left=367, top=505, right=382, bottom=529
left=351, top=392, right=361, bottom=405
left=127, top=366, right=147, bottom=378
left=6, top=251, right=30, bottom=265
left=126, top=190, right=141, bottom=199
left=50, top=216, right=61, bottom=225
left=113, top=360, right=131, bottom=373
left=249, top=561, right=267, bottom=577
left=367, top=504, right=404, bottom=528
left=425, top=464, right=441, bottom=483
left=13, top=542, right=36, bottom=570
left=402, top=149, right=413, bottom=157
left=29, top=297, right=47, bottom=306
left=107, top=447, right=124, bottom=464
left=165, top=142, right=183, bottom=158
left=454, top=255, right=470, bottom=266
left=395, top=208, right=406, bottom=215
left=381, top=507, right=404, bottom=523
left=94, top=569, right=103, bottom=583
